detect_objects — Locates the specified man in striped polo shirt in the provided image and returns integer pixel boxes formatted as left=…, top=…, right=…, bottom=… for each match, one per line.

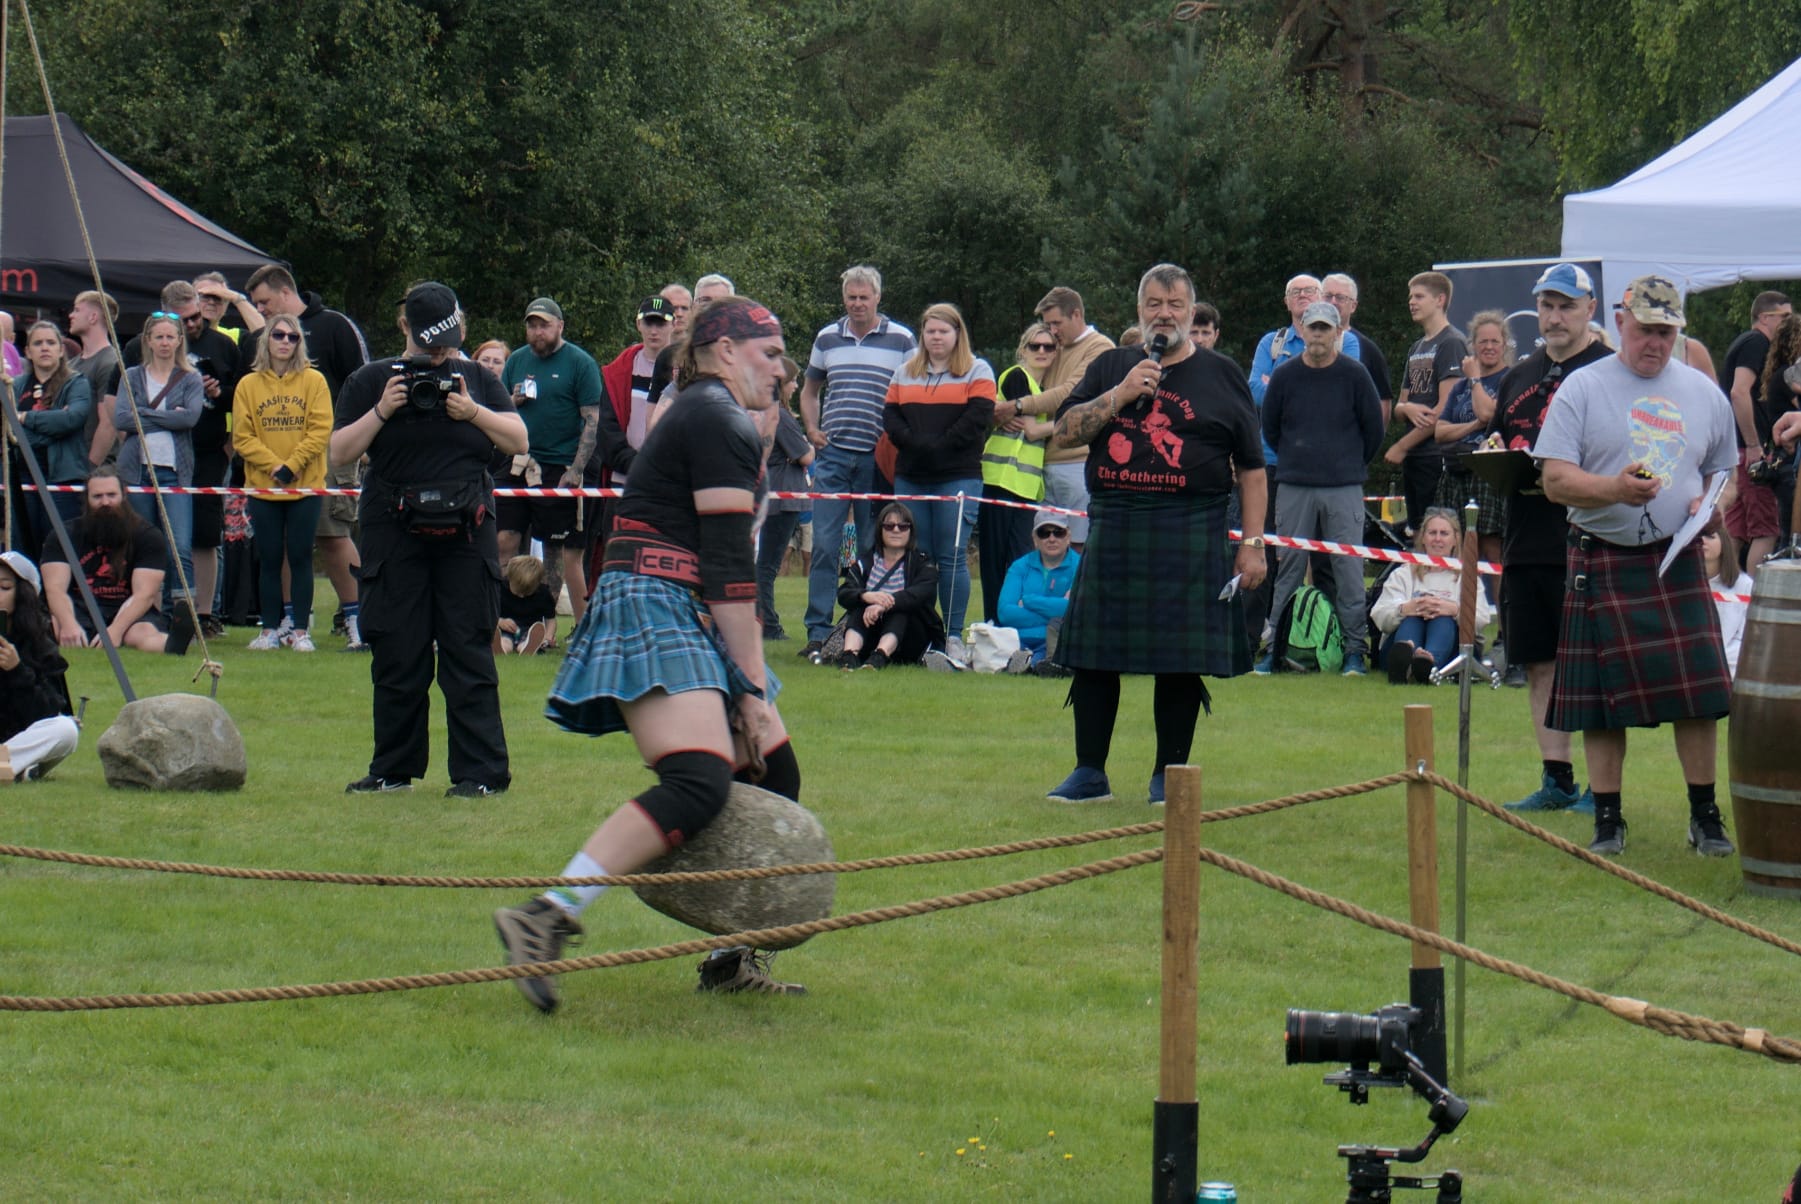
left=798, top=264, right=916, bottom=658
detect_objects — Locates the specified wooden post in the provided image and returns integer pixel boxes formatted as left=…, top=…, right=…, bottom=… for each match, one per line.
left=1152, top=764, right=1202, bottom=1202
left=1404, top=705, right=1449, bottom=1086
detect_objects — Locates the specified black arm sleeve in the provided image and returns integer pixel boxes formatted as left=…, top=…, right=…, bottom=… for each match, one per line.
left=697, top=509, right=757, bottom=607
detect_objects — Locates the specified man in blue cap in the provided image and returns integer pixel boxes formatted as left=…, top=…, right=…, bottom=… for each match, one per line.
left=1476, top=262, right=1611, bottom=814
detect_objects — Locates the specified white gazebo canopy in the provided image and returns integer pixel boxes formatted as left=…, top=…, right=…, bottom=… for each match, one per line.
left=1561, top=55, right=1801, bottom=304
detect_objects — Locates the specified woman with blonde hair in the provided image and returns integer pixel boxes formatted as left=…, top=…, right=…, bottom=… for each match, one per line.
left=233, top=313, right=333, bottom=650
left=114, top=311, right=204, bottom=611
left=1371, top=507, right=1492, bottom=683
left=882, top=302, right=995, bottom=655
left=977, top=322, right=1058, bottom=623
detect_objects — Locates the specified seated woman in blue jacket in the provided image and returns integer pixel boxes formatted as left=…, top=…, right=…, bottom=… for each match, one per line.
left=996, top=509, right=1080, bottom=662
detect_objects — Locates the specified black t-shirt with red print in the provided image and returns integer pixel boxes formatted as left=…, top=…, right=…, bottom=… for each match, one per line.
left=1486, top=340, right=1614, bottom=565
left=39, top=518, right=169, bottom=620
left=1057, top=346, right=1264, bottom=498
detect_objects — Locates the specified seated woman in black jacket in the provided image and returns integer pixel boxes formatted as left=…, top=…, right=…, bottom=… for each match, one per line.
left=0, top=551, right=80, bottom=784
left=834, top=502, right=944, bottom=670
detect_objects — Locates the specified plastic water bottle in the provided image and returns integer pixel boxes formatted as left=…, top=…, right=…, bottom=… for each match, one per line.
left=1197, top=1183, right=1237, bottom=1202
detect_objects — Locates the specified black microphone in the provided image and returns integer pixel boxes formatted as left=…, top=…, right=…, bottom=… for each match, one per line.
left=1130, top=333, right=1170, bottom=410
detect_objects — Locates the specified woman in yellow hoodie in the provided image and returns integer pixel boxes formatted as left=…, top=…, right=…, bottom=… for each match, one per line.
left=232, top=313, right=333, bottom=651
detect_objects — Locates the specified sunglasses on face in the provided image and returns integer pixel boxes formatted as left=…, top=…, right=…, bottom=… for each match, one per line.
left=1035, top=527, right=1068, bottom=539
left=1026, top=341, right=1057, bottom=352
left=268, top=330, right=301, bottom=344
left=881, top=522, right=912, bottom=532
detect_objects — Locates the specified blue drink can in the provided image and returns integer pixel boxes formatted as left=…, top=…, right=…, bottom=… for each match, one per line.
left=1197, top=1183, right=1237, bottom=1202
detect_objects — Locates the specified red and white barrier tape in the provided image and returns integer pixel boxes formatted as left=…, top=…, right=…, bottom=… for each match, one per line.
left=24, top=484, right=1753, bottom=601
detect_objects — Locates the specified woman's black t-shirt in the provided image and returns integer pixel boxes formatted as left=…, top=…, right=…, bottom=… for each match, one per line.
left=606, top=377, right=763, bottom=562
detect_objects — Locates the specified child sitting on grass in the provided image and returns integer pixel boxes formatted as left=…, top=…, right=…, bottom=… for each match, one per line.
left=494, top=555, right=557, bottom=656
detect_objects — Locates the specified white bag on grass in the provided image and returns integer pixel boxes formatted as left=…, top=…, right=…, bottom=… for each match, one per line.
left=965, top=623, right=1021, bottom=673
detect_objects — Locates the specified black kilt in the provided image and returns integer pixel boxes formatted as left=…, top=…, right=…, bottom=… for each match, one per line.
left=1059, top=491, right=1251, bottom=676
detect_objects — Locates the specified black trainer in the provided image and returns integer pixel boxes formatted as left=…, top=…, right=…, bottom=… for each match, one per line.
left=1687, top=805, right=1734, bottom=858
left=493, top=897, right=584, bottom=1012
left=346, top=774, right=412, bottom=793
left=1589, top=811, right=1627, bottom=856
left=797, top=640, right=823, bottom=660
left=446, top=780, right=505, bottom=799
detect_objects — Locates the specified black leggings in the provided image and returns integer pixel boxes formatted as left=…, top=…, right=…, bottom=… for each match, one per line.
left=1070, top=668, right=1210, bottom=773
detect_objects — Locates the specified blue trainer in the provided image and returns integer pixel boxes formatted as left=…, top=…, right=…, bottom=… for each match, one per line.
left=1148, top=771, right=1165, bottom=806
left=1570, top=786, right=1595, bottom=815
left=1252, top=653, right=1274, bottom=676
left=1047, top=766, right=1113, bottom=804
left=1341, top=652, right=1368, bottom=677
left=1503, top=771, right=1582, bottom=812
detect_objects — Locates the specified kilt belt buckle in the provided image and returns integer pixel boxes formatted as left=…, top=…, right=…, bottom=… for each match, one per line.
left=1575, top=531, right=1598, bottom=551
left=1572, top=572, right=1589, bottom=592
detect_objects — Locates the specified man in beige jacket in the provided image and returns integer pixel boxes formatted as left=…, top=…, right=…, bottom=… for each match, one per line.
left=1018, top=286, right=1113, bottom=545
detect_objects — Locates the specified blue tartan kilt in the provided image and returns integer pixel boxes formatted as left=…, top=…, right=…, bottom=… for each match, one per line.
left=1059, top=491, right=1252, bottom=677
left=545, top=572, right=779, bottom=737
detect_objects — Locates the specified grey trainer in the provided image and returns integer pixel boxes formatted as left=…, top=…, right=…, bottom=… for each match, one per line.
left=696, top=946, right=806, bottom=996
left=493, top=897, right=584, bottom=1013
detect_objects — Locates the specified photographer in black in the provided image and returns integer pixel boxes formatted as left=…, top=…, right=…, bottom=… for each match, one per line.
left=330, top=282, right=528, bottom=798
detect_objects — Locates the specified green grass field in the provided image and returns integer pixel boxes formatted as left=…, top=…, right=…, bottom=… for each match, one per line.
left=3, top=577, right=1797, bottom=1202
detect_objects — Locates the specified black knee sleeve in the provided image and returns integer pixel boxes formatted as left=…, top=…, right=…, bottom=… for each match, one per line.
left=740, top=738, right=800, bottom=802
left=634, top=750, right=734, bottom=848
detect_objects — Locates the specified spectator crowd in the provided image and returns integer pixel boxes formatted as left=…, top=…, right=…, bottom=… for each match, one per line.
left=3, top=257, right=1794, bottom=859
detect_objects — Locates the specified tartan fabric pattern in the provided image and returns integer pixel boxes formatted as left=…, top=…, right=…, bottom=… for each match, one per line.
left=1435, top=464, right=1508, bottom=537
left=1547, top=533, right=1731, bottom=732
left=1059, top=492, right=1252, bottom=676
left=546, top=572, right=776, bottom=737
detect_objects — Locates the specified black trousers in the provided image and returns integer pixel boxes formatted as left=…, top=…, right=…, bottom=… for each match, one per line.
left=357, top=515, right=510, bottom=788
left=977, top=484, right=1036, bottom=623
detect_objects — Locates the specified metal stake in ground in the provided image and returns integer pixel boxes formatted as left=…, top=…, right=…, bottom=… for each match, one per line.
left=1153, top=764, right=1202, bottom=1202
left=1404, top=705, right=1448, bottom=1088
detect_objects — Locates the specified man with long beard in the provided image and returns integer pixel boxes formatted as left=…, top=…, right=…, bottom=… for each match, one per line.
left=39, top=468, right=173, bottom=652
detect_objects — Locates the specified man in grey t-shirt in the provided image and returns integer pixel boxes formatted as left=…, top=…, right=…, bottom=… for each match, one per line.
left=1535, top=275, right=1738, bottom=860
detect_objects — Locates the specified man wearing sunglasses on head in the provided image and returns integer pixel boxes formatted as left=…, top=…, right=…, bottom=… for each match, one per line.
left=100, top=282, right=243, bottom=635
left=1477, top=264, right=1611, bottom=808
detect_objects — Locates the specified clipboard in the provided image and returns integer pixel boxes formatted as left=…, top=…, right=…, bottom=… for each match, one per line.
left=1465, top=448, right=1537, bottom=494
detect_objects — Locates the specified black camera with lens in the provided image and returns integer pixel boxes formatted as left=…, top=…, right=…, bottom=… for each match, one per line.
left=395, top=354, right=460, bottom=413
left=1286, top=1003, right=1420, bottom=1078
left=1748, top=446, right=1792, bottom=487
left=1285, top=1003, right=1469, bottom=1202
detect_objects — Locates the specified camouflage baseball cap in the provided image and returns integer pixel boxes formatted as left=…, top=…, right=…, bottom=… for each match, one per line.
left=1619, top=275, right=1686, bottom=329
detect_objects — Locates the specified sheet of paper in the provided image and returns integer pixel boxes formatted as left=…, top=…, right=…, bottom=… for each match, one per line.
left=1659, top=471, right=1729, bottom=577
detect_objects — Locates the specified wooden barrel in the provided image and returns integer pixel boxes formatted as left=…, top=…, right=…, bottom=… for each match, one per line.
left=1729, top=560, right=1801, bottom=898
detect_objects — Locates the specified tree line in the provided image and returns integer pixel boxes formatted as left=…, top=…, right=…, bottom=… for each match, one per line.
left=16, top=0, right=1801, bottom=364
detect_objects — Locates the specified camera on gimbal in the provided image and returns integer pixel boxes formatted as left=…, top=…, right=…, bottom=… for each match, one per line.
left=394, top=354, right=461, bottom=412
left=1286, top=1005, right=1470, bottom=1203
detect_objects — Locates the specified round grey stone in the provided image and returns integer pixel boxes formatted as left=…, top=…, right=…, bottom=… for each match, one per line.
left=97, top=694, right=247, bottom=791
left=632, top=783, right=835, bottom=949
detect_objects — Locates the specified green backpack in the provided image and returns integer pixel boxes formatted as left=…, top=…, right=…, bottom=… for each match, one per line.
left=1273, top=584, right=1344, bottom=674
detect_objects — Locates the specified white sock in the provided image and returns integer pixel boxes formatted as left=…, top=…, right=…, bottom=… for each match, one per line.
left=543, top=851, right=607, bottom=917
